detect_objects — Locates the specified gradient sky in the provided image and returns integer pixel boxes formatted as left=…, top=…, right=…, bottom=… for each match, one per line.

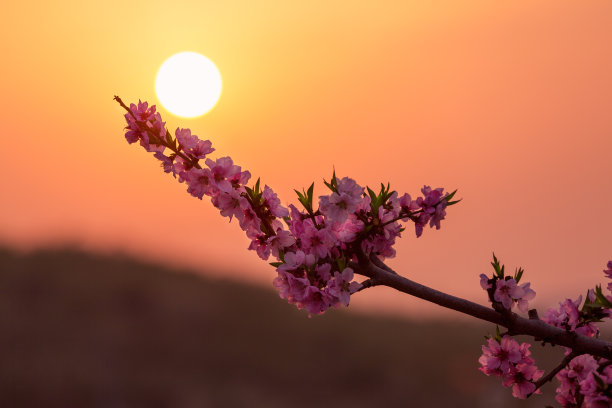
left=1, top=0, right=610, bottom=318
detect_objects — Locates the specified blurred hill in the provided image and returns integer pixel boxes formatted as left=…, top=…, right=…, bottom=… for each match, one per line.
left=0, top=247, right=561, bottom=407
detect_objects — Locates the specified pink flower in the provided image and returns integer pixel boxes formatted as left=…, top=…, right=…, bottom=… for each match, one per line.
left=278, top=250, right=314, bottom=272
left=287, top=205, right=306, bottom=237
left=299, top=224, right=336, bottom=259
left=313, top=263, right=332, bottom=284
left=248, top=233, right=271, bottom=260
left=266, top=228, right=296, bottom=258
left=580, top=365, right=612, bottom=408
left=188, top=139, right=215, bottom=159
left=479, top=336, right=523, bottom=375
left=130, top=100, right=156, bottom=121
left=399, top=193, right=418, bottom=220
left=604, top=260, right=612, bottom=279
left=502, top=363, right=543, bottom=399
left=331, top=216, right=364, bottom=243
left=141, top=112, right=167, bottom=152
left=237, top=200, right=261, bottom=234
left=318, top=177, right=364, bottom=224
left=176, top=127, right=214, bottom=159
left=480, top=274, right=492, bottom=290
left=205, top=157, right=242, bottom=193
left=515, top=282, right=536, bottom=313
left=421, top=186, right=447, bottom=224
left=327, top=267, right=361, bottom=307
left=228, top=169, right=251, bottom=191
left=153, top=152, right=176, bottom=176
left=300, top=285, right=333, bottom=316
left=555, top=355, right=600, bottom=405
left=262, top=186, right=289, bottom=218
left=273, top=270, right=309, bottom=304
left=184, top=167, right=216, bottom=199
left=175, top=127, right=198, bottom=149
left=567, top=355, right=599, bottom=382
left=215, top=189, right=247, bottom=221
left=486, top=277, right=535, bottom=312
left=123, top=101, right=157, bottom=144
left=494, top=279, right=520, bottom=309
left=479, top=336, right=543, bottom=400
left=544, top=296, right=582, bottom=331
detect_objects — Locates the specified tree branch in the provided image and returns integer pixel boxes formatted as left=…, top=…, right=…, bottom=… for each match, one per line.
left=351, top=258, right=612, bottom=360
left=528, top=351, right=581, bottom=398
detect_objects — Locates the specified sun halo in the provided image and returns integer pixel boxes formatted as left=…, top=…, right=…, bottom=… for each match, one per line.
left=155, top=52, right=222, bottom=118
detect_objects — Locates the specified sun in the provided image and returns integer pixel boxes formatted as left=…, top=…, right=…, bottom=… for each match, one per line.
left=155, top=52, right=222, bottom=118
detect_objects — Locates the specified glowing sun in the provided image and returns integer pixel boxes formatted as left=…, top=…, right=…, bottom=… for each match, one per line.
left=155, top=52, right=222, bottom=118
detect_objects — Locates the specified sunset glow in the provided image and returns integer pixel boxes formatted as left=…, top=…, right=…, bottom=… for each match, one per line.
left=1, top=0, right=611, bottom=318
left=155, top=52, right=222, bottom=118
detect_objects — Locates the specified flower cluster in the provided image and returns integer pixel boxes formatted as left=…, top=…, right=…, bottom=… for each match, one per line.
left=478, top=334, right=544, bottom=399
left=554, top=355, right=612, bottom=407
left=479, top=255, right=536, bottom=313
left=478, top=257, right=612, bottom=405
left=116, top=97, right=457, bottom=316
left=118, top=97, right=612, bottom=405
left=544, top=296, right=599, bottom=341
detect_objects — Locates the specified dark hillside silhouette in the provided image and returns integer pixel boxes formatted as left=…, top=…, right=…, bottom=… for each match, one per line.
left=0, top=248, right=559, bottom=407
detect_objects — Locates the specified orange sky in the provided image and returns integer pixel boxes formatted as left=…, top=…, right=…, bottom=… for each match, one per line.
left=1, top=0, right=611, bottom=318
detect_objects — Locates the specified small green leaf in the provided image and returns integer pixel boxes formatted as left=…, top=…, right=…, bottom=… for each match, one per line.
left=269, top=262, right=283, bottom=268
left=445, top=189, right=457, bottom=202
left=336, top=257, right=347, bottom=271
left=367, top=186, right=377, bottom=201
left=491, top=253, right=504, bottom=279
left=306, top=182, right=314, bottom=207
left=593, top=373, right=606, bottom=389
left=514, top=267, right=524, bottom=283
left=594, top=285, right=612, bottom=308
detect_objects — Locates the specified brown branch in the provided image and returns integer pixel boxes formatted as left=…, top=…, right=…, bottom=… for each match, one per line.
left=350, top=259, right=612, bottom=360
left=113, top=96, right=201, bottom=169
left=528, top=351, right=581, bottom=398
left=356, top=278, right=381, bottom=292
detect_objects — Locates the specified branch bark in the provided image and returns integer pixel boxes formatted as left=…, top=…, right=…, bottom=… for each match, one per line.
left=351, top=258, right=612, bottom=360
left=528, top=351, right=581, bottom=398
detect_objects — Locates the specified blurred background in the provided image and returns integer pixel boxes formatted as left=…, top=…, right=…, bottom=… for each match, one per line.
left=0, top=0, right=611, bottom=406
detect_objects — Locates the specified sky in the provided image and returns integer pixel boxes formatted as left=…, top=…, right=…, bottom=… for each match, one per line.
left=0, top=0, right=611, bottom=318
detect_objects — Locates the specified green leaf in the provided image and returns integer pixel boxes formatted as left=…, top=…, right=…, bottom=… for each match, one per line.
left=594, top=285, right=612, bottom=308
left=514, top=267, right=524, bottom=283
left=282, top=216, right=291, bottom=227
left=593, top=373, right=606, bottom=389
left=491, top=253, right=504, bottom=278
left=367, top=186, right=377, bottom=201
left=307, top=182, right=314, bottom=198
left=269, top=262, right=283, bottom=268
left=332, top=169, right=337, bottom=189
left=445, top=189, right=457, bottom=202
